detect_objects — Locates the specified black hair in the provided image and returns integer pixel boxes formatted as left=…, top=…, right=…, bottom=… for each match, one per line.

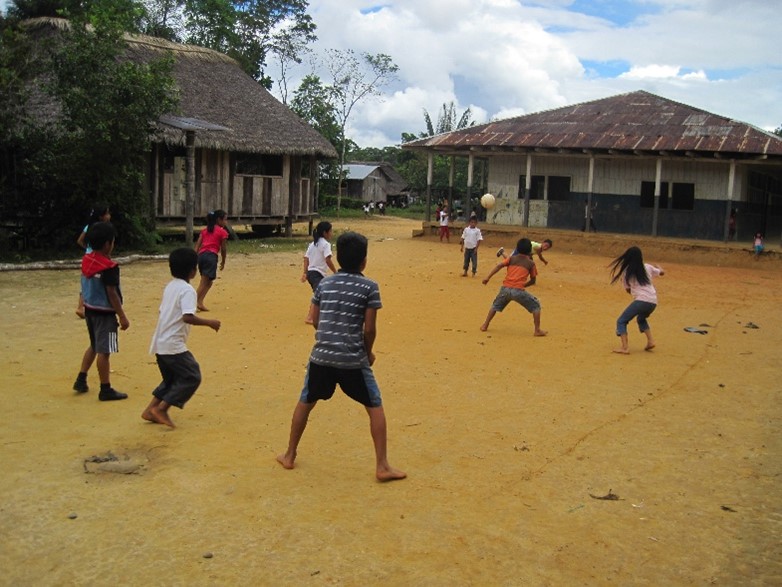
left=85, top=222, right=116, bottom=251
left=87, top=203, right=110, bottom=225
left=543, top=239, right=553, bottom=247
left=169, top=247, right=198, bottom=280
left=206, top=209, right=227, bottom=233
left=336, top=231, right=368, bottom=273
left=515, top=238, right=532, bottom=255
left=609, top=246, right=650, bottom=286
left=313, top=221, right=332, bottom=244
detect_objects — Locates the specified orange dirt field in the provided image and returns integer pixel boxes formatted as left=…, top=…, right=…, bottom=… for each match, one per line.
left=0, top=217, right=780, bottom=585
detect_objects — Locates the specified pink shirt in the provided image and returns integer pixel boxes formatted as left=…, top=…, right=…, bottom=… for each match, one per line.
left=198, top=226, right=228, bottom=255
left=624, top=263, right=661, bottom=304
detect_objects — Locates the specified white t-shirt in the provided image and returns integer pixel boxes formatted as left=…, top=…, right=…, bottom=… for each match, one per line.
left=439, top=210, right=449, bottom=226
left=461, top=226, right=483, bottom=249
left=149, top=278, right=197, bottom=355
left=304, top=238, right=333, bottom=277
left=624, top=263, right=662, bottom=304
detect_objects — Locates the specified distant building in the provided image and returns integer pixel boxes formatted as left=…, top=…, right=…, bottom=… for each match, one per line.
left=343, top=163, right=409, bottom=206
left=403, top=91, right=782, bottom=240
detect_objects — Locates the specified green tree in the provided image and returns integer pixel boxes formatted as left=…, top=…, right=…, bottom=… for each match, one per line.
left=423, top=101, right=473, bottom=136
left=319, top=48, right=398, bottom=210
left=774, top=125, right=782, bottom=137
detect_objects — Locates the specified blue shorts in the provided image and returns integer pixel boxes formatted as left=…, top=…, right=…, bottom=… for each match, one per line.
left=198, top=252, right=218, bottom=280
left=299, top=362, right=382, bottom=408
left=490, top=286, right=541, bottom=313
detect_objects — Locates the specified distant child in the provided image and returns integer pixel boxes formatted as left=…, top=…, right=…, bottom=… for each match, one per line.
left=497, top=238, right=553, bottom=265
left=460, top=216, right=483, bottom=276
left=753, top=232, right=764, bottom=258
left=439, top=204, right=450, bottom=242
left=277, top=231, right=407, bottom=482
left=143, top=248, right=221, bottom=428
left=301, top=221, right=337, bottom=324
left=194, top=209, right=229, bottom=311
left=72, top=222, right=129, bottom=401
left=609, top=246, right=664, bottom=354
left=480, top=238, right=546, bottom=336
left=75, top=203, right=111, bottom=318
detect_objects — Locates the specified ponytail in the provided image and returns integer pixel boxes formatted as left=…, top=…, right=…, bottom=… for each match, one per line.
left=313, top=221, right=332, bottom=244
left=206, top=209, right=227, bottom=233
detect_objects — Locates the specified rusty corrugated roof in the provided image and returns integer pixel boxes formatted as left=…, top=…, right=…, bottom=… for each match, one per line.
left=403, top=91, right=782, bottom=160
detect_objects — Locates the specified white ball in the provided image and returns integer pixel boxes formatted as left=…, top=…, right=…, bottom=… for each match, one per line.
left=480, top=193, right=496, bottom=209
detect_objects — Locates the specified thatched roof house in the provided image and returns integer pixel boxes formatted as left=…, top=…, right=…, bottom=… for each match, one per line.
left=21, top=18, right=338, bottom=232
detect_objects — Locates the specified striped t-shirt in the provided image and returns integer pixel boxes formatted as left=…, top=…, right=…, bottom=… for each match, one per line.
left=309, top=271, right=382, bottom=369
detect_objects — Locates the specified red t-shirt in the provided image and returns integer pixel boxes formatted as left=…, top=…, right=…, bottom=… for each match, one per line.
left=198, top=226, right=228, bottom=255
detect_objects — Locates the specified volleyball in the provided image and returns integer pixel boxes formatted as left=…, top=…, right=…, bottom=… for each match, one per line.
left=481, top=193, right=496, bottom=209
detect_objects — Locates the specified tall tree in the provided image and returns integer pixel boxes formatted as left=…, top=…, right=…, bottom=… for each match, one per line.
left=320, top=48, right=398, bottom=211
left=423, top=101, right=473, bottom=136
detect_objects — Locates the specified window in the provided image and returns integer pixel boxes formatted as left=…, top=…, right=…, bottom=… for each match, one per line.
left=641, top=181, right=694, bottom=210
left=547, top=176, right=571, bottom=201
left=519, top=175, right=545, bottom=199
left=235, top=154, right=283, bottom=176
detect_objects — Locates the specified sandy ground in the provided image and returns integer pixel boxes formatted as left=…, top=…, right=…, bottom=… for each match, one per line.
left=0, top=217, right=780, bottom=586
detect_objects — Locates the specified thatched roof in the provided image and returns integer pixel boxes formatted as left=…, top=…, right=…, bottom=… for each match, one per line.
left=403, top=90, right=782, bottom=162
left=21, top=18, right=338, bottom=159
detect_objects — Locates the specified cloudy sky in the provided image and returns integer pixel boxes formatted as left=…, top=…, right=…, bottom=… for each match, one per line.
left=277, top=0, right=780, bottom=148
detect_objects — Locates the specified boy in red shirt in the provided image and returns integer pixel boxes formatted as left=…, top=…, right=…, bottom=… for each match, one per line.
left=480, top=238, right=547, bottom=336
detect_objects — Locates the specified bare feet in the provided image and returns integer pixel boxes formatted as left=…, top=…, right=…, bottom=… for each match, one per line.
left=377, top=465, right=407, bottom=482
left=142, top=407, right=176, bottom=428
left=479, top=324, right=489, bottom=332
left=276, top=453, right=296, bottom=470
left=197, top=305, right=209, bottom=312
left=612, top=348, right=630, bottom=354
left=644, top=344, right=656, bottom=351
left=534, top=330, right=548, bottom=337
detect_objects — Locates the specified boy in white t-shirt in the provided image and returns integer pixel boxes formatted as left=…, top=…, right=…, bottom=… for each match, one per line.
left=460, top=216, right=483, bottom=276
left=142, top=248, right=221, bottom=428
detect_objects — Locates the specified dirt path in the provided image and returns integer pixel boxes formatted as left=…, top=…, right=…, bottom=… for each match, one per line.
left=1, top=217, right=779, bottom=585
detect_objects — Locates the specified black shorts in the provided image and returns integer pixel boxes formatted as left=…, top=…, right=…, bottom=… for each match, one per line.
left=198, top=252, right=218, bottom=280
left=299, top=362, right=382, bottom=408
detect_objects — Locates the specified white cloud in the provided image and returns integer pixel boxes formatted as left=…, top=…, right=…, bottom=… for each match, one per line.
left=281, top=0, right=782, bottom=146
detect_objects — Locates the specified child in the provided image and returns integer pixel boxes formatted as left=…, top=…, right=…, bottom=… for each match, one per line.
left=439, top=204, right=450, bottom=243
left=194, top=209, right=229, bottom=311
left=277, top=231, right=406, bottom=482
left=480, top=238, right=546, bottom=336
left=301, top=221, right=337, bottom=324
left=459, top=216, right=483, bottom=276
left=609, top=246, right=664, bottom=354
left=497, top=238, right=553, bottom=265
left=143, top=248, right=221, bottom=428
left=754, top=232, right=764, bottom=258
left=72, top=222, right=130, bottom=401
left=75, top=203, right=111, bottom=318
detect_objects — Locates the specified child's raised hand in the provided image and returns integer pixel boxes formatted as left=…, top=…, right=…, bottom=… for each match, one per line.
left=209, top=319, right=221, bottom=332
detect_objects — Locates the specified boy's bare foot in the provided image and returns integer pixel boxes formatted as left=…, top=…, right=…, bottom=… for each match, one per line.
left=276, top=453, right=296, bottom=470
left=612, top=348, right=630, bottom=354
left=304, top=318, right=314, bottom=325
left=479, top=324, right=489, bottom=332
left=644, top=344, right=656, bottom=351
left=197, top=305, right=209, bottom=312
left=377, top=466, right=407, bottom=482
left=534, top=330, right=548, bottom=337
left=145, top=406, right=176, bottom=428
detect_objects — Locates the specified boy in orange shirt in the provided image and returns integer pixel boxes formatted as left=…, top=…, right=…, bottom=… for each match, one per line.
left=480, top=238, right=546, bottom=336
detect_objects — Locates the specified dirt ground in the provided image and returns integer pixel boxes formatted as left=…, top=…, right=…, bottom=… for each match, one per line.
left=1, top=217, right=780, bottom=586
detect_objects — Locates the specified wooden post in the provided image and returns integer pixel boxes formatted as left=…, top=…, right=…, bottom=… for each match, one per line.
left=523, top=153, right=532, bottom=227
left=586, top=155, right=595, bottom=232
left=724, top=159, right=736, bottom=241
left=466, top=153, right=474, bottom=220
left=652, top=158, right=662, bottom=237
left=448, top=156, right=455, bottom=213
left=185, top=130, right=195, bottom=246
left=426, top=152, right=433, bottom=223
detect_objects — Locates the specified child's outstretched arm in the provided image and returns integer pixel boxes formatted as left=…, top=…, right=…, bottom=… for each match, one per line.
left=482, top=263, right=503, bottom=285
left=301, top=256, right=310, bottom=282
left=76, top=231, right=87, bottom=249
left=194, top=233, right=203, bottom=252
left=363, top=307, right=377, bottom=366
left=326, top=255, right=337, bottom=274
left=106, top=285, right=130, bottom=330
left=219, top=241, right=227, bottom=271
left=183, top=313, right=221, bottom=332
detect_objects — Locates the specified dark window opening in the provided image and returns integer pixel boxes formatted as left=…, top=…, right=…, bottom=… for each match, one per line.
left=547, top=176, right=571, bottom=201
left=236, top=154, right=283, bottom=176
left=640, top=181, right=669, bottom=208
left=671, top=183, right=695, bottom=210
left=519, top=175, right=545, bottom=199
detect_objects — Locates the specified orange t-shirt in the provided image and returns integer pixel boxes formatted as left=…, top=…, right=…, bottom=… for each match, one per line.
left=501, top=255, right=537, bottom=289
